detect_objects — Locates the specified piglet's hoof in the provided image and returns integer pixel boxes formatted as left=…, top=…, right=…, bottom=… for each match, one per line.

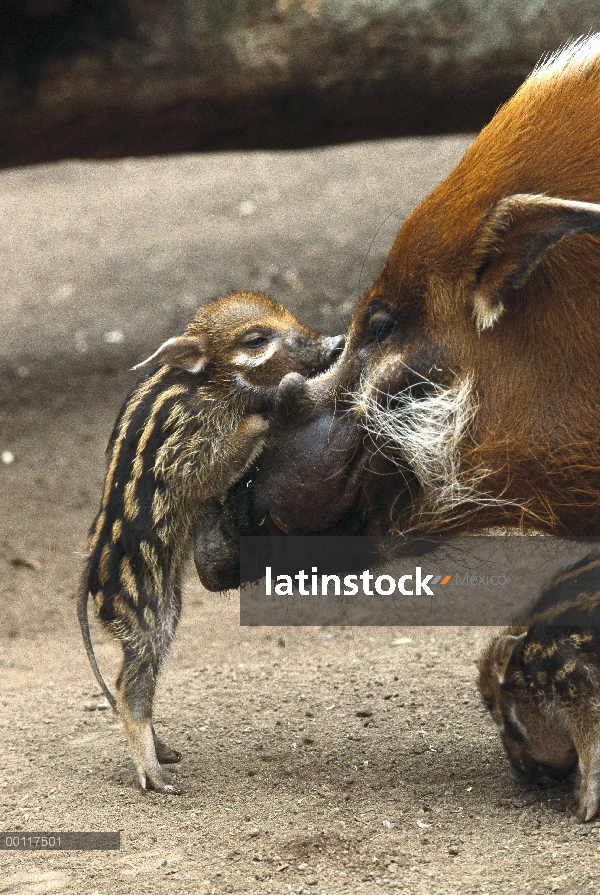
left=154, top=743, right=182, bottom=764
left=139, top=768, right=180, bottom=795
left=274, top=372, right=311, bottom=418
left=572, top=797, right=599, bottom=823
left=152, top=726, right=182, bottom=764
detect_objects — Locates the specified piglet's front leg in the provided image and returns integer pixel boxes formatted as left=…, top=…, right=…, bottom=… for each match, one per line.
left=572, top=734, right=600, bottom=823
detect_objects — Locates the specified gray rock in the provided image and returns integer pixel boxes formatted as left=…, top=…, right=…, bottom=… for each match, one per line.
left=2, top=1, right=599, bottom=166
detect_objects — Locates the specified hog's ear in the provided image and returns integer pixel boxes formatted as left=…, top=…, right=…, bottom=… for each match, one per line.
left=132, top=336, right=208, bottom=374
left=492, top=632, right=527, bottom=686
left=470, top=194, right=600, bottom=332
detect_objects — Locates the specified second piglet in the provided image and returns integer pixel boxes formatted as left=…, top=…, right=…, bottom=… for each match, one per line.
left=478, top=553, right=600, bottom=823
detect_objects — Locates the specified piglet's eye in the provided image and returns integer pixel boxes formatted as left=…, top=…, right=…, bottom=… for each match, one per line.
left=242, top=333, right=270, bottom=349
left=485, top=701, right=494, bottom=713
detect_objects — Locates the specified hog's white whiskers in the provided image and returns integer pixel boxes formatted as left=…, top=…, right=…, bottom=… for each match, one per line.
left=354, top=369, right=521, bottom=529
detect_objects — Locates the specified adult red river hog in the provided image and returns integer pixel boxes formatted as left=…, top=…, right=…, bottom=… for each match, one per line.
left=252, top=35, right=600, bottom=539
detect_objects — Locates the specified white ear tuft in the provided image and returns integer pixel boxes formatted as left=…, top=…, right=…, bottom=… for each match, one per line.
left=472, top=291, right=505, bottom=333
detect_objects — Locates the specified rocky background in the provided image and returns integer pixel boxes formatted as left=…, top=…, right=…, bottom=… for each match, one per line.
left=1, top=0, right=600, bottom=166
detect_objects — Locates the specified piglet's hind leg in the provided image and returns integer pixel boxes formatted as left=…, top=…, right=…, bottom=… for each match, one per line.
left=116, top=646, right=180, bottom=794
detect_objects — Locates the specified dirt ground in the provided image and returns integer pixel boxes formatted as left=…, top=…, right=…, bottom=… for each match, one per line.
left=1, top=140, right=598, bottom=895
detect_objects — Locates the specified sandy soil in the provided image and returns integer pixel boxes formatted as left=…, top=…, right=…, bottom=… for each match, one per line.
left=1, top=140, right=598, bottom=895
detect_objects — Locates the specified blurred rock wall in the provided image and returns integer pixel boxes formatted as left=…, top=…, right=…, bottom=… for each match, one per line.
left=2, top=0, right=600, bottom=166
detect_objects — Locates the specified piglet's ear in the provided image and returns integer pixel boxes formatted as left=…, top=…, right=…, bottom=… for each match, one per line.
left=492, top=632, right=527, bottom=686
left=132, top=336, right=208, bottom=374
left=471, top=194, right=600, bottom=332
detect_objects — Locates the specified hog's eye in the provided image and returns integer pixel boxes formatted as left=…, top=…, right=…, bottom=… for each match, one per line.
left=370, top=315, right=396, bottom=343
left=485, top=700, right=494, bottom=713
left=364, top=301, right=399, bottom=345
left=241, top=333, right=271, bottom=349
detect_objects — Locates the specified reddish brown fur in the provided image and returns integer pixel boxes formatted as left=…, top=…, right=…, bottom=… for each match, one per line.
left=372, top=57, right=600, bottom=533
left=252, top=38, right=600, bottom=538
